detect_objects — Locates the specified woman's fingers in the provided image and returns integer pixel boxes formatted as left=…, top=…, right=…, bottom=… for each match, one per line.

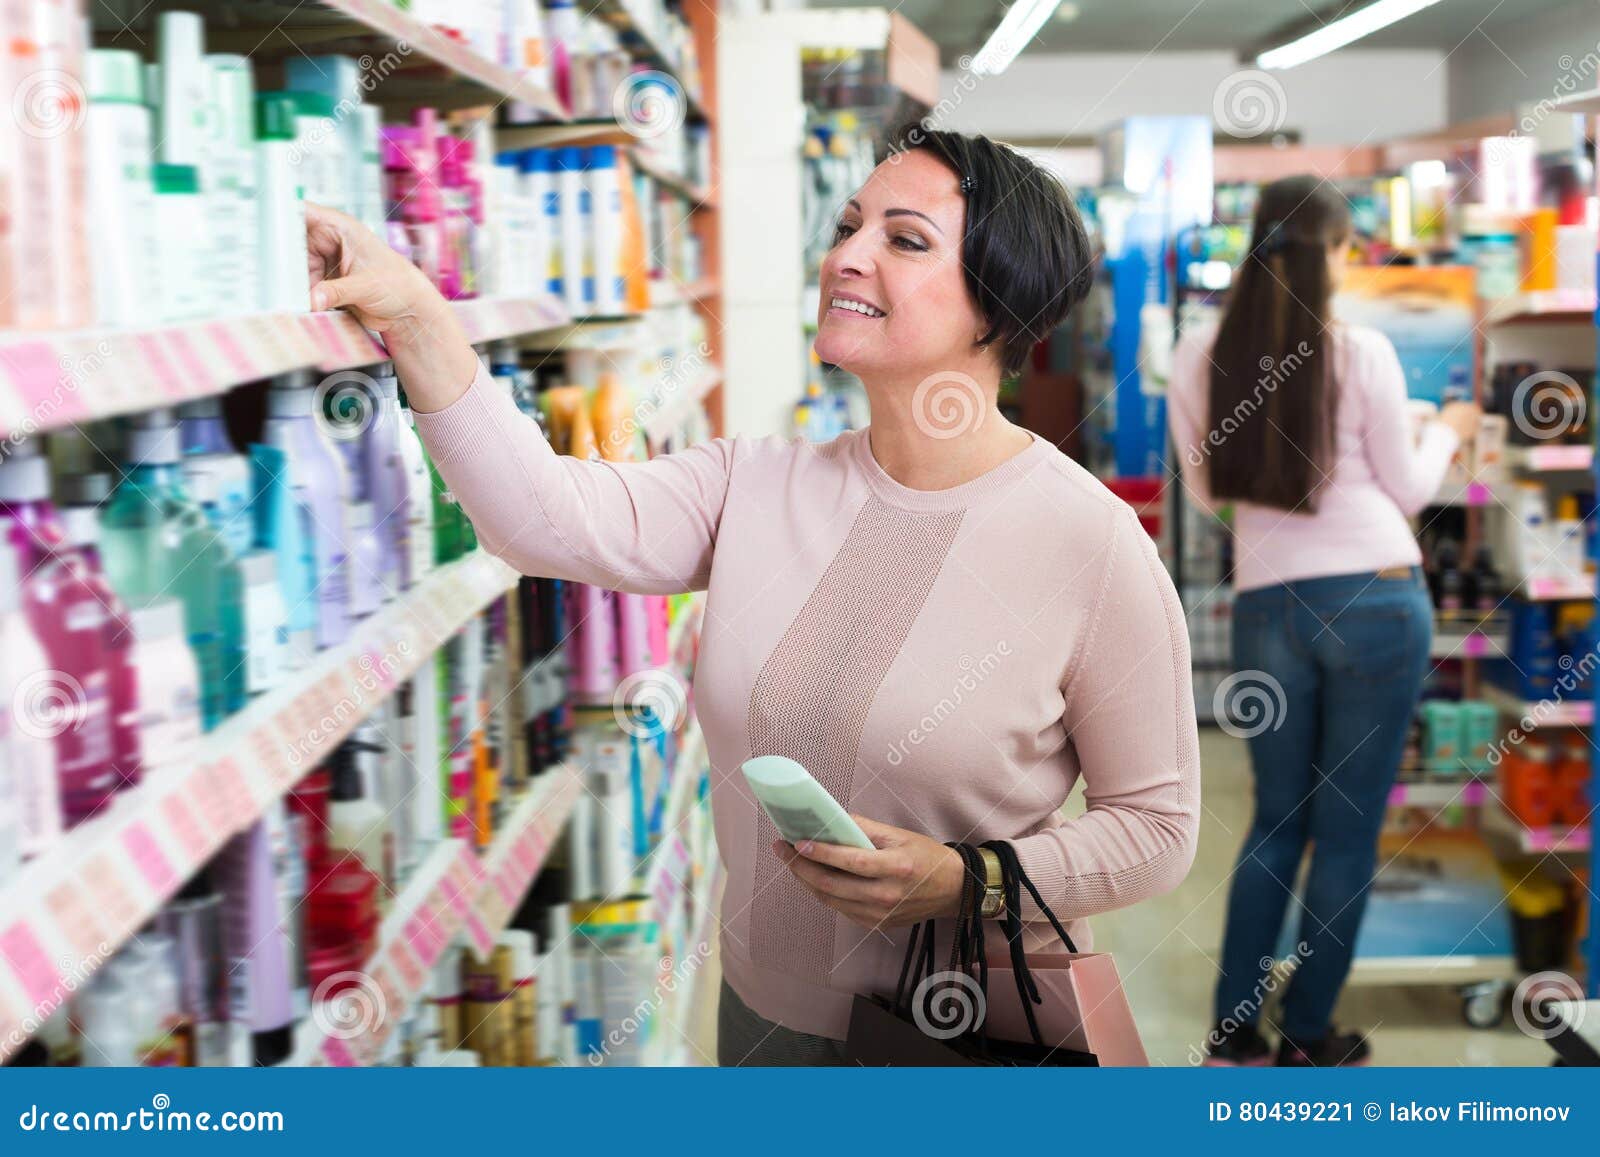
left=774, top=840, right=900, bottom=905
left=793, top=835, right=894, bottom=878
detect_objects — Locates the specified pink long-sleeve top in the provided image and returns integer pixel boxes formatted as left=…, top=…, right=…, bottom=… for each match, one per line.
left=1167, top=322, right=1460, bottom=593
left=414, top=361, right=1201, bottom=1040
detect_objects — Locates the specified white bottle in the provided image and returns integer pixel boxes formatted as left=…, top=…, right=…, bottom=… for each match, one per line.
left=395, top=395, right=437, bottom=591
left=557, top=147, right=589, bottom=315
left=157, top=11, right=208, bottom=166
left=77, top=972, right=140, bottom=1067
left=357, top=104, right=388, bottom=241
left=256, top=94, right=311, bottom=313
left=152, top=163, right=210, bottom=322
left=0, top=522, right=62, bottom=860
left=86, top=49, right=160, bottom=328
left=239, top=551, right=290, bottom=698
left=585, top=145, right=624, bottom=315
left=128, top=599, right=203, bottom=779
left=205, top=55, right=260, bottom=315
left=327, top=739, right=388, bottom=884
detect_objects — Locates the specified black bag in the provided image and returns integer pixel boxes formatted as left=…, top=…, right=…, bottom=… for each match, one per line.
left=843, top=841, right=1100, bottom=1067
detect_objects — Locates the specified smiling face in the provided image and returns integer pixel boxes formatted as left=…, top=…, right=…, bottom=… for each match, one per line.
left=813, top=149, right=994, bottom=384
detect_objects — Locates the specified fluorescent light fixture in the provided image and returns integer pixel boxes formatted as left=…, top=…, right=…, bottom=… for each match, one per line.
left=1256, top=0, right=1444, bottom=70
left=971, top=0, right=1064, bottom=76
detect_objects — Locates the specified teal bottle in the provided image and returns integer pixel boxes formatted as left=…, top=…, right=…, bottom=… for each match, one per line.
left=100, top=409, right=247, bottom=729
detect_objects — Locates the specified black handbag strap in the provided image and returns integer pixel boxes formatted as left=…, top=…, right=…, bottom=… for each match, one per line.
left=889, top=840, right=1080, bottom=1048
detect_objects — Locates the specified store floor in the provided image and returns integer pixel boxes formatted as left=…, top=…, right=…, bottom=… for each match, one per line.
left=667, top=729, right=1552, bottom=1067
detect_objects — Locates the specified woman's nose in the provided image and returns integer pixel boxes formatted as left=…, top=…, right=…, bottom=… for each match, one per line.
left=825, top=229, right=874, bottom=280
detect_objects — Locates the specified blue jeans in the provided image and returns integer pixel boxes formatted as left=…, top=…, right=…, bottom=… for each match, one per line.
left=1214, top=568, right=1432, bottom=1040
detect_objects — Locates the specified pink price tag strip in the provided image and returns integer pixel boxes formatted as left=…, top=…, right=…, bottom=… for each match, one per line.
left=161, top=792, right=213, bottom=864
left=44, top=880, right=110, bottom=960
left=213, top=759, right=258, bottom=829
left=0, top=922, right=62, bottom=1007
left=164, top=330, right=216, bottom=395
left=404, top=914, right=443, bottom=969
left=78, top=853, right=142, bottom=941
left=204, top=323, right=258, bottom=382
left=134, top=335, right=185, bottom=401
left=387, top=939, right=426, bottom=994
left=121, top=822, right=179, bottom=897
left=465, top=910, right=494, bottom=956
left=1464, top=633, right=1488, bottom=658
left=0, top=341, right=90, bottom=422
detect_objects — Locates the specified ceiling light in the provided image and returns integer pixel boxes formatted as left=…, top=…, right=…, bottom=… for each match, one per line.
left=971, top=0, right=1064, bottom=76
left=1256, top=0, right=1444, bottom=70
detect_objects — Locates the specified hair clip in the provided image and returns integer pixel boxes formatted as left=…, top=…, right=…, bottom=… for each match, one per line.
left=959, top=174, right=976, bottom=195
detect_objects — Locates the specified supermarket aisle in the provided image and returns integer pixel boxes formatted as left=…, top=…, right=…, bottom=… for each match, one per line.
left=1087, top=730, right=1551, bottom=1067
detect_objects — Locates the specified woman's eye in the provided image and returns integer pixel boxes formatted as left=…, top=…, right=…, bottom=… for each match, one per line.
left=832, top=222, right=856, bottom=245
left=893, top=235, right=927, bottom=252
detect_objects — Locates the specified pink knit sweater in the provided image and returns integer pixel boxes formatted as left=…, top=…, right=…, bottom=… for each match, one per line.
left=415, top=362, right=1201, bottom=1040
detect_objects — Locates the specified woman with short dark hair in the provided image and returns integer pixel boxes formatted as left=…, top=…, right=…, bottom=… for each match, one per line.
left=305, top=125, right=1200, bottom=1066
left=1168, top=175, right=1480, bottom=1067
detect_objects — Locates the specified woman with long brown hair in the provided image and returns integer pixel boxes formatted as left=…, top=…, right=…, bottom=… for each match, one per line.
left=1168, top=175, right=1479, bottom=1066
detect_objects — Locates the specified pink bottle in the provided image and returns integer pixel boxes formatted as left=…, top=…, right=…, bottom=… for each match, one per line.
left=0, top=449, right=117, bottom=822
left=438, top=136, right=480, bottom=300
left=615, top=593, right=650, bottom=681
left=645, top=595, right=670, bottom=668
left=567, top=583, right=618, bottom=704
left=60, top=473, right=142, bottom=797
left=382, top=120, right=442, bottom=289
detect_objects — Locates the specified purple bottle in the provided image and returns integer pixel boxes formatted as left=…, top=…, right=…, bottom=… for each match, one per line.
left=0, top=447, right=117, bottom=822
left=59, top=473, right=142, bottom=798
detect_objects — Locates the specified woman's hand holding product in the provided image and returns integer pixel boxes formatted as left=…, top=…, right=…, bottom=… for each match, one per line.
left=303, top=202, right=479, bottom=413
left=773, top=819, right=966, bottom=929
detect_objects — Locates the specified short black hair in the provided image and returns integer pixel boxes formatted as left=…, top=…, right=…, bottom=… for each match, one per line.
left=878, top=123, right=1094, bottom=376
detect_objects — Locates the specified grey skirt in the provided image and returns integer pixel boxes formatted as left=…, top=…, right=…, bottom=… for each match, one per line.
left=716, top=981, right=848, bottom=1067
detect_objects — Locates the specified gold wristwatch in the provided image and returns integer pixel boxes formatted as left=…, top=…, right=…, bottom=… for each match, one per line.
left=977, top=847, right=1005, bottom=918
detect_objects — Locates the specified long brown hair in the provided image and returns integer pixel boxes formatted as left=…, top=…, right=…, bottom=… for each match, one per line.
left=1205, top=176, right=1350, bottom=512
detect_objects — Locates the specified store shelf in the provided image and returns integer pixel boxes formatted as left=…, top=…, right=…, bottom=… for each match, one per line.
left=1519, top=574, right=1596, bottom=601
left=451, top=295, right=571, bottom=345
left=0, top=311, right=384, bottom=439
left=1481, top=796, right=1592, bottom=857
left=648, top=277, right=721, bottom=310
left=589, top=0, right=708, bottom=121
left=640, top=366, right=721, bottom=445
left=1507, top=444, right=1594, bottom=473
left=1480, top=683, right=1593, bottom=727
left=518, top=315, right=650, bottom=351
left=298, top=765, right=583, bottom=1067
left=1430, top=476, right=1496, bottom=507
left=1481, top=289, right=1597, bottom=327
left=100, top=1, right=566, bottom=117
left=1554, top=88, right=1600, bottom=115
left=631, top=150, right=716, bottom=208
left=1431, top=625, right=1509, bottom=660
left=496, top=119, right=640, bottom=149
left=1389, top=780, right=1488, bottom=809
left=0, top=551, right=519, bottom=1051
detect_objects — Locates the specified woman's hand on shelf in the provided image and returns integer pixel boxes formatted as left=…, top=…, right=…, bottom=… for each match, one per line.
left=1439, top=400, right=1482, bottom=444
left=304, top=202, right=479, bottom=411
left=772, top=816, right=966, bottom=929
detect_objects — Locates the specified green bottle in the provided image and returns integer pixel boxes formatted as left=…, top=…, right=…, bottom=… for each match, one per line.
left=100, top=410, right=247, bottom=729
